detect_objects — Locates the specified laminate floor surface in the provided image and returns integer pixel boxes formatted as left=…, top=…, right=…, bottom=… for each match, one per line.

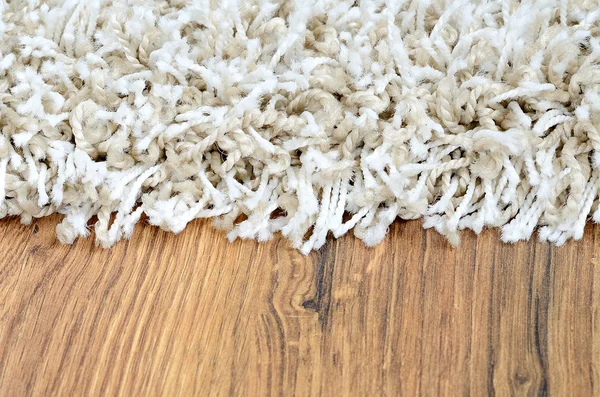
left=0, top=215, right=598, bottom=396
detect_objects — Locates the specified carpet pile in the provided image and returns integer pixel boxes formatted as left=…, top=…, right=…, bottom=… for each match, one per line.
left=1, top=0, right=600, bottom=253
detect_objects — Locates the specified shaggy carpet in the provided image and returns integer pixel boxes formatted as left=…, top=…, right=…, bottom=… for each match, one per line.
left=1, top=0, right=599, bottom=253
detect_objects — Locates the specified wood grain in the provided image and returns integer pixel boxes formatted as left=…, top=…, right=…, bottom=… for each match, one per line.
left=0, top=215, right=598, bottom=396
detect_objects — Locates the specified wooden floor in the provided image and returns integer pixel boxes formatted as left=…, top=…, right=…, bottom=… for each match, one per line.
left=0, top=216, right=598, bottom=396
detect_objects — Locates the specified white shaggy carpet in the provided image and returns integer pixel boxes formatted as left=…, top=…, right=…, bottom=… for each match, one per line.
left=1, top=0, right=599, bottom=253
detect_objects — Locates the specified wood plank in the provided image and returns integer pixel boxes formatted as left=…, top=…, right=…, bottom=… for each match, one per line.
left=0, top=215, right=598, bottom=396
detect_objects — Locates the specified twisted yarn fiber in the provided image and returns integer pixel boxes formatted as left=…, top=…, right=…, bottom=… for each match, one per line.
left=1, top=0, right=599, bottom=253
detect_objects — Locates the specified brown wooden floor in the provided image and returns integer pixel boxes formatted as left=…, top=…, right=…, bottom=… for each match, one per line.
left=0, top=215, right=598, bottom=396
